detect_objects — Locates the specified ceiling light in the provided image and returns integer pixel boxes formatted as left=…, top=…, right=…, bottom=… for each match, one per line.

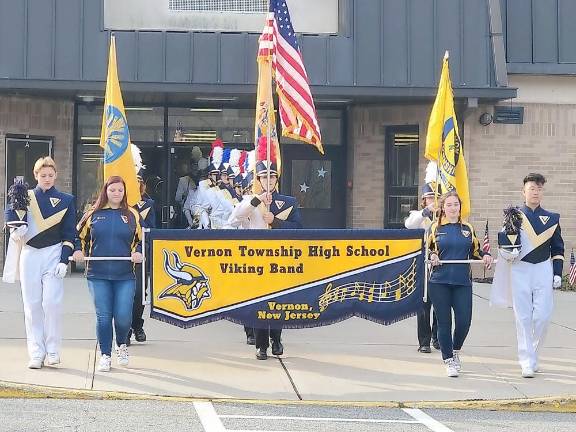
left=195, top=96, right=237, bottom=102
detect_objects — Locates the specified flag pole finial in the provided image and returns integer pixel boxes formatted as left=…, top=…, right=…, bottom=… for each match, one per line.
left=444, top=50, right=449, bottom=60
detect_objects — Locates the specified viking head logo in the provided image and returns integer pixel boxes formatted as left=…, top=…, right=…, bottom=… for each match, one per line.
left=159, top=249, right=211, bottom=310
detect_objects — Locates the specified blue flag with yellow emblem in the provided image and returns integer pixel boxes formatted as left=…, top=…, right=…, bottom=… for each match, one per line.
left=99, top=35, right=140, bottom=206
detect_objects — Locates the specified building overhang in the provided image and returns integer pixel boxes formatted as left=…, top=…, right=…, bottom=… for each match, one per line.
left=0, top=79, right=517, bottom=107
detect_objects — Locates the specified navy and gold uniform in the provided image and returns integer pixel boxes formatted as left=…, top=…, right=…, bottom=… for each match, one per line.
left=77, top=206, right=142, bottom=280
left=130, top=196, right=156, bottom=341
left=426, top=219, right=487, bottom=363
left=493, top=205, right=564, bottom=372
left=427, top=221, right=484, bottom=287
left=4, top=186, right=76, bottom=363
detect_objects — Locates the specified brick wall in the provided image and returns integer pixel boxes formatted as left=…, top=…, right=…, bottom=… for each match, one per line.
left=348, top=102, right=575, bottom=275
left=466, top=103, right=576, bottom=275
left=347, top=105, right=430, bottom=228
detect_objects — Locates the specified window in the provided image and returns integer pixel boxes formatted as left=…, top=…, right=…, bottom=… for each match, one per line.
left=169, top=0, right=268, bottom=12
left=385, top=126, right=419, bottom=228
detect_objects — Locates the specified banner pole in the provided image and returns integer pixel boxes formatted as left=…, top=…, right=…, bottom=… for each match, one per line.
left=142, top=227, right=149, bottom=306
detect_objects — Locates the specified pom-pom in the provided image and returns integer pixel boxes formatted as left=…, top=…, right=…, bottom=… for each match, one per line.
left=131, top=143, right=145, bottom=173
left=229, top=149, right=241, bottom=168
left=247, top=150, right=256, bottom=171
left=211, top=146, right=223, bottom=168
left=238, top=151, right=247, bottom=174
left=210, top=138, right=223, bottom=157
left=257, top=136, right=276, bottom=164
left=424, top=161, right=438, bottom=185
left=7, top=179, right=30, bottom=211
left=503, top=206, right=523, bottom=234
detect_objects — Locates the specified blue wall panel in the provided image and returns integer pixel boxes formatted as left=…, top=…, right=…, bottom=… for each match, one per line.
left=138, top=32, right=164, bottom=82
left=0, top=0, right=26, bottom=78
left=55, top=0, right=81, bottom=80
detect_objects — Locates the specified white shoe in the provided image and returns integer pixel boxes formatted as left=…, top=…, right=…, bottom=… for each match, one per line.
left=452, top=350, right=462, bottom=372
left=521, top=367, right=535, bottom=378
left=28, top=358, right=44, bottom=369
left=444, top=358, right=459, bottom=377
left=46, top=353, right=60, bottom=366
left=97, top=354, right=111, bottom=372
left=116, top=344, right=129, bottom=367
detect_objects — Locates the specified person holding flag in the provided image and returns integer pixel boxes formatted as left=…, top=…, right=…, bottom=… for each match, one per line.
left=405, top=161, right=440, bottom=353
left=492, top=173, right=564, bottom=378
left=227, top=137, right=302, bottom=360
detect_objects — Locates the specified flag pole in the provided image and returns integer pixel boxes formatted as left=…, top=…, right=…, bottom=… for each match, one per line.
left=266, top=56, right=272, bottom=210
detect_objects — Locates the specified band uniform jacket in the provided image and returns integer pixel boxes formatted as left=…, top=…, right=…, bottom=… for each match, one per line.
left=3, top=186, right=76, bottom=282
left=227, top=191, right=303, bottom=230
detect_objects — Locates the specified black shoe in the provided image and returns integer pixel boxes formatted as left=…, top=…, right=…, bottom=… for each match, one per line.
left=256, top=348, right=268, bottom=360
left=271, top=341, right=284, bottom=356
left=126, top=329, right=132, bottom=347
left=432, top=339, right=440, bottom=350
left=134, top=328, right=146, bottom=343
left=246, top=335, right=255, bottom=345
left=418, top=346, right=432, bottom=353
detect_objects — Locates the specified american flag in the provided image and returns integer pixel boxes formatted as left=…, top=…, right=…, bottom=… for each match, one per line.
left=569, top=250, right=576, bottom=286
left=482, top=220, right=490, bottom=254
left=258, top=0, right=323, bottom=154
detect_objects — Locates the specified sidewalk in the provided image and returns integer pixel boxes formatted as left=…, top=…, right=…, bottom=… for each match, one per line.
left=1, top=276, right=575, bottom=403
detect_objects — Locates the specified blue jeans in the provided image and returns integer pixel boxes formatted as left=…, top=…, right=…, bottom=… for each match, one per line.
left=87, top=278, right=135, bottom=356
left=428, top=282, right=472, bottom=361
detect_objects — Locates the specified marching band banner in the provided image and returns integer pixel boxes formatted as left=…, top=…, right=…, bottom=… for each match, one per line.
left=148, top=229, right=425, bottom=329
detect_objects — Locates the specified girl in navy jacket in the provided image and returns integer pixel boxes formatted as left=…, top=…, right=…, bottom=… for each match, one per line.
left=427, top=191, right=493, bottom=377
left=74, top=176, right=143, bottom=372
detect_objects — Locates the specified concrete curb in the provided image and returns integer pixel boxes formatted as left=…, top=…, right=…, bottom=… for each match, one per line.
left=1, top=381, right=575, bottom=413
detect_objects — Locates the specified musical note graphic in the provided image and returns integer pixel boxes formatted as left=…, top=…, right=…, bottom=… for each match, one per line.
left=318, top=259, right=417, bottom=312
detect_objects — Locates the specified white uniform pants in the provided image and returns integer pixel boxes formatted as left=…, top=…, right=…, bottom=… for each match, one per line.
left=511, top=260, right=553, bottom=370
left=19, top=243, right=64, bottom=360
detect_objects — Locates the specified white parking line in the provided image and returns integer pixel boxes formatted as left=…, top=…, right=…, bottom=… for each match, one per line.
left=194, top=401, right=227, bottom=432
left=220, top=414, right=420, bottom=424
left=403, top=408, right=455, bottom=432
left=195, top=401, right=453, bottom=432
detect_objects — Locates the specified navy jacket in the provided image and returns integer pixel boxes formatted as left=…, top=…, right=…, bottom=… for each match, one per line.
left=519, top=205, right=564, bottom=276
left=427, top=219, right=486, bottom=287
left=77, top=206, right=143, bottom=280
left=250, top=191, right=303, bottom=229
left=4, top=186, right=76, bottom=264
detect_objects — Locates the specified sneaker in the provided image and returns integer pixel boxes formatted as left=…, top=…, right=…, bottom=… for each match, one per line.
left=116, top=344, right=129, bottom=367
left=246, top=335, right=255, bottom=346
left=432, top=338, right=440, bottom=350
left=521, top=366, right=535, bottom=378
left=134, top=328, right=146, bottom=343
left=97, top=354, right=111, bottom=372
left=452, top=350, right=462, bottom=371
left=271, top=341, right=284, bottom=356
left=28, top=357, right=44, bottom=369
left=46, top=353, right=60, bottom=366
left=444, top=358, right=459, bottom=377
left=418, top=346, right=432, bottom=353
left=256, top=348, right=268, bottom=360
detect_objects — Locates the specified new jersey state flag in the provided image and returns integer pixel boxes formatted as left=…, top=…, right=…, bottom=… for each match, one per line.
left=425, top=51, right=470, bottom=219
left=99, top=35, right=140, bottom=206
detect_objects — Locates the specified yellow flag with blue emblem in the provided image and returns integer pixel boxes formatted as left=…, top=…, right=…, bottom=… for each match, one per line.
left=99, top=35, right=140, bottom=206
left=425, top=51, right=470, bottom=219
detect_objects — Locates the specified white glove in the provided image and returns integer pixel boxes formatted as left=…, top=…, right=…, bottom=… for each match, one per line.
left=553, top=275, right=562, bottom=289
left=499, top=247, right=519, bottom=262
left=53, top=263, right=68, bottom=279
left=10, top=225, right=28, bottom=241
